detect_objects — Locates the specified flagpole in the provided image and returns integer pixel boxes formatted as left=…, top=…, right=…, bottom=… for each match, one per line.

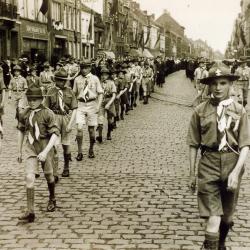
left=48, top=0, right=52, bottom=62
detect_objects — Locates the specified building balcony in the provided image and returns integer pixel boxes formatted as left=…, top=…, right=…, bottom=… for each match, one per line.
left=0, top=1, right=18, bottom=20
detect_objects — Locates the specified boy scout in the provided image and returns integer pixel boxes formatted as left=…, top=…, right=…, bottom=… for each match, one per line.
left=73, top=59, right=103, bottom=160
left=8, top=65, right=28, bottom=121
left=110, top=68, right=120, bottom=128
left=27, top=67, right=41, bottom=89
left=96, top=67, right=116, bottom=142
left=234, top=60, right=250, bottom=107
left=45, top=68, right=78, bottom=178
left=39, top=62, right=54, bottom=94
left=17, top=88, right=59, bottom=223
left=141, top=61, right=153, bottom=104
left=187, top=63, right=250, bottom=250
left=116, top=67, right=129, bottom=120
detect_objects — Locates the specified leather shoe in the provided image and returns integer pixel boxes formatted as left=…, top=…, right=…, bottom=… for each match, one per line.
left=96, top=136, right=103, bottom=143
left=76, top=153, right=83, bottom=161
left=62, top=169, right=69, bottom=177
left=18, top=212, right=35, bottom=223
left=47, top=199, right=56, bottom=212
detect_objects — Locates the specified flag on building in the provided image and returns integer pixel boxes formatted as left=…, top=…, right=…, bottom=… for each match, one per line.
left=39, top=0, right=49, bottom=15
left=87, top=10, right=93, bottom=41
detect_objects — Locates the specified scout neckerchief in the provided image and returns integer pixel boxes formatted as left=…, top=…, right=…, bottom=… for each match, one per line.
left=215, top=96, right=234, bottom=151
left=103, top=80, right=108, bottom=96
left=81, top=76, right=90, bottom=102
left=14, top=75, right=22, bottom=91
left=56, top=87, right=65, bottom=112
left=28, top=108, right=41, bottom=144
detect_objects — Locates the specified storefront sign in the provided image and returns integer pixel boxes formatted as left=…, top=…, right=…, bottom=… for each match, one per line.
left=25, top=24, right=46, bottom=35
left=21, top=20, right=48, bottom=40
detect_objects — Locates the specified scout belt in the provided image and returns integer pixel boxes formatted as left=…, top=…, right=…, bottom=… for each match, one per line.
left=78, top=97, right=96, bottom=103
left=200, top=145, right=239, bottom=154
left=52, top=109, right=68, bottom=115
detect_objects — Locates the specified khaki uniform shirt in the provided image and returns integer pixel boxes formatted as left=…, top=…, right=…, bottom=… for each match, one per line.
left=45, top=86, right=78, bottom=113
left=9, top=75, right=28, bottom=91
left=73, top=73, right=103, bottom=100
left=187, top=99, right=250, bottom=149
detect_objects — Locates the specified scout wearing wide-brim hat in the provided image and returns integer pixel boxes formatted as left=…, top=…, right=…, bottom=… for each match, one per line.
left=100, top=67, right=111, bottom=74
left=116, top=67, right=126, bottom=74
left=80, top=59, right=92, bottom=68
left=54, top=68, right=69, bottom=81
left=13, top=65, right=22, bottom=71
left=43, top=62, right=50, bottom=68
left=200, top=64, right=240, bottom=85
left=26, top=87, right=44, bottom=100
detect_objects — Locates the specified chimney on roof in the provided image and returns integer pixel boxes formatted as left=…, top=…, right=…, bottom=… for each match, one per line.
left=151, top=14, right=155, bottom=20
left=143, top=10, right=147, bottom=15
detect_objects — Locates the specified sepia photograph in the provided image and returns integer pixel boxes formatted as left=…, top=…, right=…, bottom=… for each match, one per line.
left=0, top=0, right=250, bottom=249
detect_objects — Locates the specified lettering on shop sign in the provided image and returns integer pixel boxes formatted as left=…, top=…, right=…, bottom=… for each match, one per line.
left=26, top=25, right=46, bottom=35
left=82, top=0, right=98, bottom=2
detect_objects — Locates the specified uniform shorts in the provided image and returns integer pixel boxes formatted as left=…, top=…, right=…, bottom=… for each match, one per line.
left=97, top=101, right=115, bottom=125
left=76, top=101, right=98, bottom=127
left=23, top=138, right=54, bottom=175
left=54, top=114, right=73, bottom=146
left=198, top=151, right=244, bottom=218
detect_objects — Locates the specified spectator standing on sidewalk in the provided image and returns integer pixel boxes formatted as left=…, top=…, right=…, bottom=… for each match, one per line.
left=234, top=60, right=250, bottom=107
left=187, top=63, right=250, bottom=250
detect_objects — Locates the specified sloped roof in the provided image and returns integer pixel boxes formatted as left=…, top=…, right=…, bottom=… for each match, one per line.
left=156, top=12, right=185, bottom=37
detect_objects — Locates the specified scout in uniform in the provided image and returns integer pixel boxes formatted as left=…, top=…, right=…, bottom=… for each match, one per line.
left=8, top=65, right=28, bottom=121
left=116, top=67, right=129, bottom=120
left=187, top=64, right=250, bottom=250
left=132, top=59, right=143, bottom=107
left=96, top=67, right=116, bottom=142
left=17, top=88, right=59, bottom=223
left=0, top=76, right=6, bottom=138
left=110, top=67, right=120, bottom=128
left=26, top=66, right=41, bottom=89
left=141, top=61, right=153, bottom=104
left=73, top=59, right=104, bottom=160
left=39, top=62, right=54, bottom=94
left=44, top=68, right=78, bottom=178
left=234, top=60, right=250, bottom=107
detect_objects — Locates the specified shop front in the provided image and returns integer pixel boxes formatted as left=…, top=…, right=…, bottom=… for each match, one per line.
left=20, top=19, right=48, bottom=62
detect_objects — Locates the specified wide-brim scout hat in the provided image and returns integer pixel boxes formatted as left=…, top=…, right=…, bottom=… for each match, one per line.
left=116, top=67, right=126, bottom=74
left=200, top=63, right=240, bottom=85
left=26, top=87, right=44, bottom=99
left=13, top=65, right=22, bottom=71
left=100, top=67, right=111, bottom=74
left=30, top=66, right=37, bottom=72
left=54, top=68, right=69, bottom=80
left=43, top=62, right=50, bottom=68
left=80, top=59, right=92, bottom=68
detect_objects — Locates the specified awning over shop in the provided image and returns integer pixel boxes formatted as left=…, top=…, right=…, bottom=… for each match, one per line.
left=128, top=48, right=142, bottom=57
left=149, top=49, right=163, bottom=57
left=140, top=48, right=154, bottom=58
left=97, top=50, right=115, bottom=59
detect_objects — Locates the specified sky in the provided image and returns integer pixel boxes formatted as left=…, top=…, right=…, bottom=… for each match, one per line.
left=84, top=0, right=242, bottom=53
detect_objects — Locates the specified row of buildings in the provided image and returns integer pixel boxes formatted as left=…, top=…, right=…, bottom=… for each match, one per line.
left=226, top=0, right=250, bottom=59
left=0, top=0, right=216, bottom=63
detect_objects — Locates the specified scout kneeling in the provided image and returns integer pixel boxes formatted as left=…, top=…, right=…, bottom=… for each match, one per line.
left=187, top=63, right=250, bottom=250
left=18, top=87, right=59, bottom=223
left=96, top=67, right=116, bottom=142
left=45, top=68, right=78, bottom=179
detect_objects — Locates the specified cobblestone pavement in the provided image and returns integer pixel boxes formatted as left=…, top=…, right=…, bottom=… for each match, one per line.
left=0, top=71, right=250, bottom=250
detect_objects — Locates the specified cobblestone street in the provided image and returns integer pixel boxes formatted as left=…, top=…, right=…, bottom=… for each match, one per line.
left=0, top=71, right=250, bottom=250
